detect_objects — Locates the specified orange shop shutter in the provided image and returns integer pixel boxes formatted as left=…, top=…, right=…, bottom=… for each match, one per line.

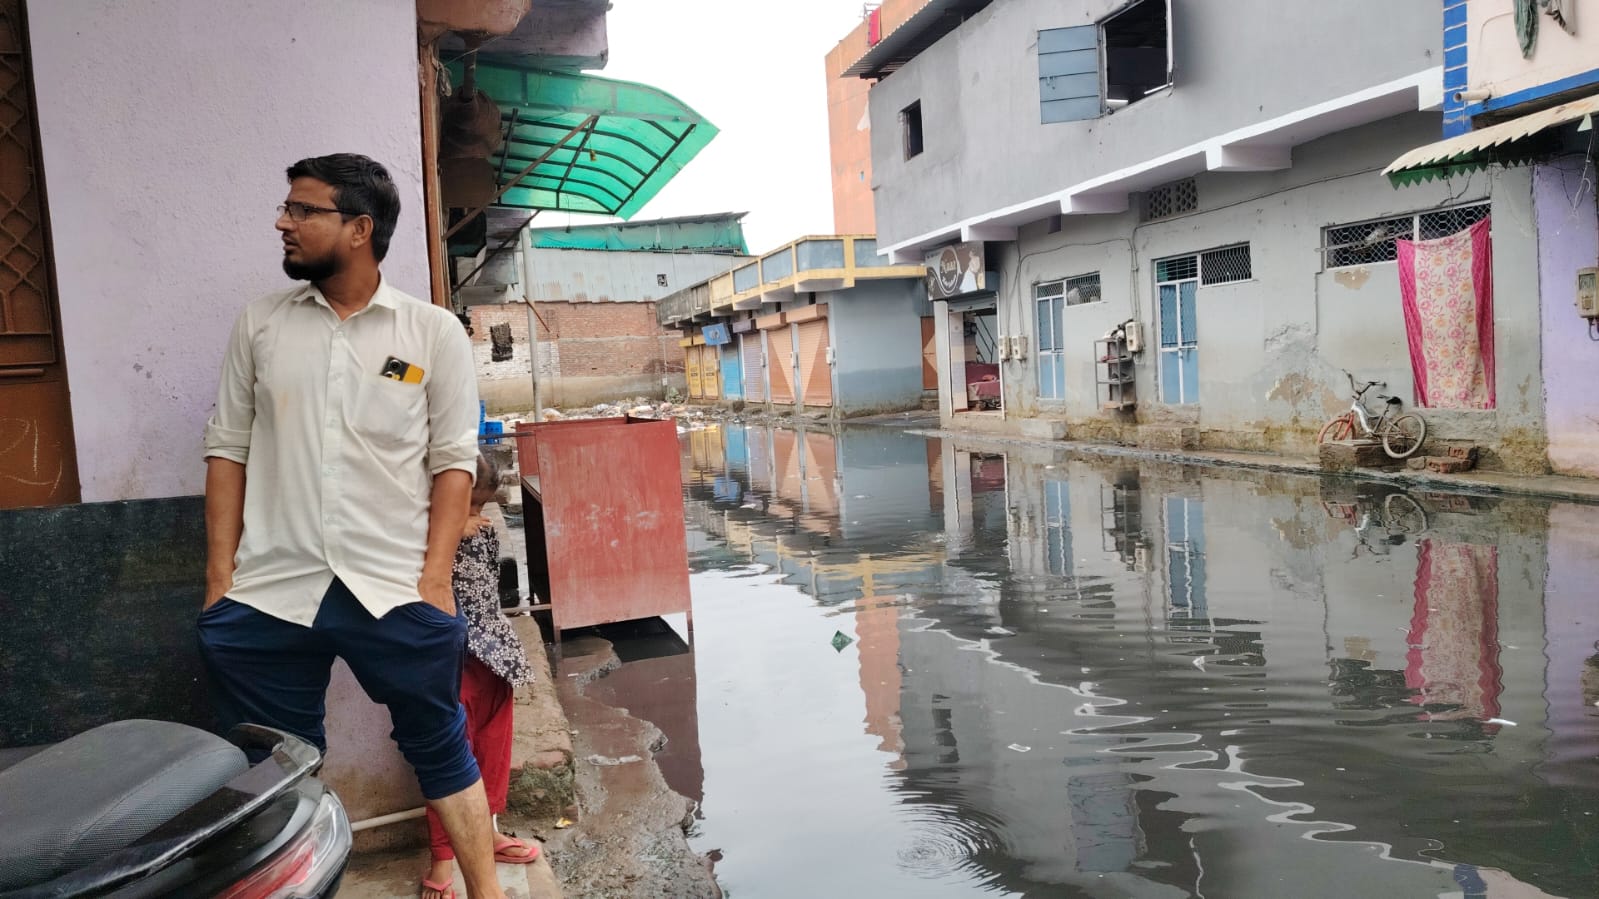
left=767, top=325, right=795, bottom=404
left=796, top=319, right=832, bottom=407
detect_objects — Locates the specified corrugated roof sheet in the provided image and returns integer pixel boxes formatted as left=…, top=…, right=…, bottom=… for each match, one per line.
left=1384, top=93, right=1599, bottom=185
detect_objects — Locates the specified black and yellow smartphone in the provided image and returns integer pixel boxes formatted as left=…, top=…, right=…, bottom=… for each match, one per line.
left=380, top=355, right=425, bottom=384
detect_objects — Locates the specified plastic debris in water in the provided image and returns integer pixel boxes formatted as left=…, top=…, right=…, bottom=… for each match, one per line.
left=986, top=626, right=1015, bottom=636
left=1007, top=743, right=1032, bottom=753
left=1485, top=718, right=1518, bottom=727
left=831, top=630, right=853, bottom=652
left=555, top=817, right=574, bottom=829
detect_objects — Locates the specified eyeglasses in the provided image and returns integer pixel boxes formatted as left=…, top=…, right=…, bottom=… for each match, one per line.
left=276, top=201, right=356, bottom=223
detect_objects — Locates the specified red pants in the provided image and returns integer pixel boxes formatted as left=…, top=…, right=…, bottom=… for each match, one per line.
left=427, top=656, right=514, bottom=861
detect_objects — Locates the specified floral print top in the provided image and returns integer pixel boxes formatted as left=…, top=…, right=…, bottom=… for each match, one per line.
left=452, top=525, right=535, bottom=687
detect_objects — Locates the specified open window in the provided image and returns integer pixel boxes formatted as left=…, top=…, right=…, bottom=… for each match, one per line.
left=1103, top=0, right=1170, bottom=110
left=1039, top=0, right=1170, bottom=124
left=901, top=101, right=924, bottom=160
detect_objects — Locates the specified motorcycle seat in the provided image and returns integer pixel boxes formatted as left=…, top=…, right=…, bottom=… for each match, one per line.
left=0, top=719, right=248, bottom=891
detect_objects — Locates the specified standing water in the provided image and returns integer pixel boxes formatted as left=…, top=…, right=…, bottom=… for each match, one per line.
left=628, top=423, right=1598, bottom=898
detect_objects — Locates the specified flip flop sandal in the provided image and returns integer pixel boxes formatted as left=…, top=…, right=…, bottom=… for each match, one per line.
left=420, top=875, right=456, bottom=899
left=493, top=836, right=542, bottom=864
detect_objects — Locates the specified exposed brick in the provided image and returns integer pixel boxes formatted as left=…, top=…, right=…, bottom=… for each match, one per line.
left=467, top=301, right=684, bottom=383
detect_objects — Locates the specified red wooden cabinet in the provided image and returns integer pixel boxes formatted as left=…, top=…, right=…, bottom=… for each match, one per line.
left=517, top=417, right=692, bottom=640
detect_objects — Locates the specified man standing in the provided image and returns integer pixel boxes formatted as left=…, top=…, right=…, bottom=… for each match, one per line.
left=199, top=154, right=504, bottom=899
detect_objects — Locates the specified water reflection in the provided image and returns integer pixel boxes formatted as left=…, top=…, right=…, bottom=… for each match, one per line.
left=676, top=423, right=1599, bottom=898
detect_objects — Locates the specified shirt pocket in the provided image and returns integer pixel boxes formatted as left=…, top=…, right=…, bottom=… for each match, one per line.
left=355, top=374, right=426, bottom=446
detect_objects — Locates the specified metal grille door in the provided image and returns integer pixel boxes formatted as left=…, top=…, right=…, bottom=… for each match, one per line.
left=795, top=319, right=832, bottom=407
left=740, top=333, right=766, bottom=402
left=1, top=0, right=78, bottom=507
left=767, top=325, right=795, bottom=405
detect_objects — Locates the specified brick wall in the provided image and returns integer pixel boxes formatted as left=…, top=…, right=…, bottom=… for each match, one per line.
left=467, top=302, right=686, bottom=411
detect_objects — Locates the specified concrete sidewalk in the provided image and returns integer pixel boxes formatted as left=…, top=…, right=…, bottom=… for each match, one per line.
left=880, top=424, right=1599, bottom=506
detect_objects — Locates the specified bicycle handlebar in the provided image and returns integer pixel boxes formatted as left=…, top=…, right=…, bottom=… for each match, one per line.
left=1342, top=370, right=1383, bottom=396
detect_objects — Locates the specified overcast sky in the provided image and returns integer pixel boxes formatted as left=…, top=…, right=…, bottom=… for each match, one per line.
left=589, top=0, right=870, bottom=254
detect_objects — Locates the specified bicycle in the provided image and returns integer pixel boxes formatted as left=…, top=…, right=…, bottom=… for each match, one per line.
left=1316, top=371, right=1427, bottom=459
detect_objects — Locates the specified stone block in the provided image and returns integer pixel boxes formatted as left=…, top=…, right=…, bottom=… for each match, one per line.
left=1018, top=418, right=1068, bottom=440
left=1406, top=457, right=1428, bottom=471
left=1318, top=439, right=1395, bottom=472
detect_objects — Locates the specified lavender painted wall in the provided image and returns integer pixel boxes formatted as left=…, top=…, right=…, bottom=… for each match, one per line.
left=28, top=0, right=429, bottom=502
left=1536, top=158, right=1599, bottom=477
left=1539, top=503, right=1599, bottom=788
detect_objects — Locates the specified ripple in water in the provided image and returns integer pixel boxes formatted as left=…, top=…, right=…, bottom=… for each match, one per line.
left=895, top=804, right=1008, bottom=884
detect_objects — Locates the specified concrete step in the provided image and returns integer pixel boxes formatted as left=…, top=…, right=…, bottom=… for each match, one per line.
left=339, top=847, right=560, bottom=899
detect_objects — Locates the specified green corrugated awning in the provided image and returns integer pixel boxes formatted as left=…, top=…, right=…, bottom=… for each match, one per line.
left=447, top=58, right=716, bottom=219
left=1383, top=93, right=1599, bottom=187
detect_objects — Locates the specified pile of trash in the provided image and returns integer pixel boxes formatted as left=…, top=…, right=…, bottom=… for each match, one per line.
left=537, top=398, right=682, bottom=422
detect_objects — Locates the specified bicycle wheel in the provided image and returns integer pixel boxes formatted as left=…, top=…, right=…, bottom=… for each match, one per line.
left=1383, top=493, right=1429, bottom=535
left=1381, top=414, right=1426, bottom=459
left=1317, top=414, right=1355, bottom=444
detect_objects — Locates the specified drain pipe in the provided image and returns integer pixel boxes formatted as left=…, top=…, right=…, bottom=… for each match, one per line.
left=349, top=807, right=427, bottom=833
left=350, top=807, right=507, bottom=835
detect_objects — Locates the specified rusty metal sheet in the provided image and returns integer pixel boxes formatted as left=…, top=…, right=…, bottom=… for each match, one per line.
left=532, top=418, right=691, bottom=633
left=514, top=418, right=625, bottom=478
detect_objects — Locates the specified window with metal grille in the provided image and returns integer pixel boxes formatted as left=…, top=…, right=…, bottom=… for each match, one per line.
left=1142, top=178, right=1197, bottom=221
left=1154, top=255, right=1197, bottom=282
left=1065, top=272, right=1102, bottom=306
left=1321, top=202, right=1489, bottom=268
left=1200, top=244, right=1251, bottom=285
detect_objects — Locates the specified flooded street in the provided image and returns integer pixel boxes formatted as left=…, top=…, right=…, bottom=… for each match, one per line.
left=626, top=423, right=1599, bottom=898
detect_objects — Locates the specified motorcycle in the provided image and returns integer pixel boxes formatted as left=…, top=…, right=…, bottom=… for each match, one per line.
left=0, top=720, right=350, bottom=898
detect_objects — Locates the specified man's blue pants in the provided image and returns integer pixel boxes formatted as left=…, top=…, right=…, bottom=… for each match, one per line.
left=196, top=578, right=481, bottom=801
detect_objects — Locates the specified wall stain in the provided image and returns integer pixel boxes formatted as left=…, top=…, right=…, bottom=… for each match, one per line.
left=1333, top=267, right=1371, bottom=290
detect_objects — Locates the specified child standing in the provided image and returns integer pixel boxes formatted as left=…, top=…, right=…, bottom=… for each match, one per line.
left=422, top=452, right=540, bottom=899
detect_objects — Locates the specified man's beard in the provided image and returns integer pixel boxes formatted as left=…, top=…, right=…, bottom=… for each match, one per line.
left=283, top=254, right=338, bottom=282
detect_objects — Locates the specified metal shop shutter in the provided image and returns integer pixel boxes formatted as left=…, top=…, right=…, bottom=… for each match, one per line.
left=701, top=346, right=721, bottom=399
left=768, top=326, right=796, bottom=405
left=720, top=343, right=744, bottom=400
left=741, top=333, right=767, bottom=402
left=685, top=345, right=703, bottom=398
left=795, top=319, right=832, bottom=407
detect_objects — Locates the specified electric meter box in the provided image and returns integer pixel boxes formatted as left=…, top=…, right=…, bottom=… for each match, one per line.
left=1578, top=267, right=1599, bottom=318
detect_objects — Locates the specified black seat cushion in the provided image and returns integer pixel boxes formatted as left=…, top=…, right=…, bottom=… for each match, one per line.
left=0, top=720, right=248, bottom=890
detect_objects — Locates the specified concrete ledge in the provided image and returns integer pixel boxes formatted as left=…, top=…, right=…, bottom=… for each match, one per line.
left=1138, top=425, right=1198, bottom=451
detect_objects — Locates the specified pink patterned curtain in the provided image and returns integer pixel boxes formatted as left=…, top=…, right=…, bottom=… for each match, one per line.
left=1397, top=217, right=1495, bottom=409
